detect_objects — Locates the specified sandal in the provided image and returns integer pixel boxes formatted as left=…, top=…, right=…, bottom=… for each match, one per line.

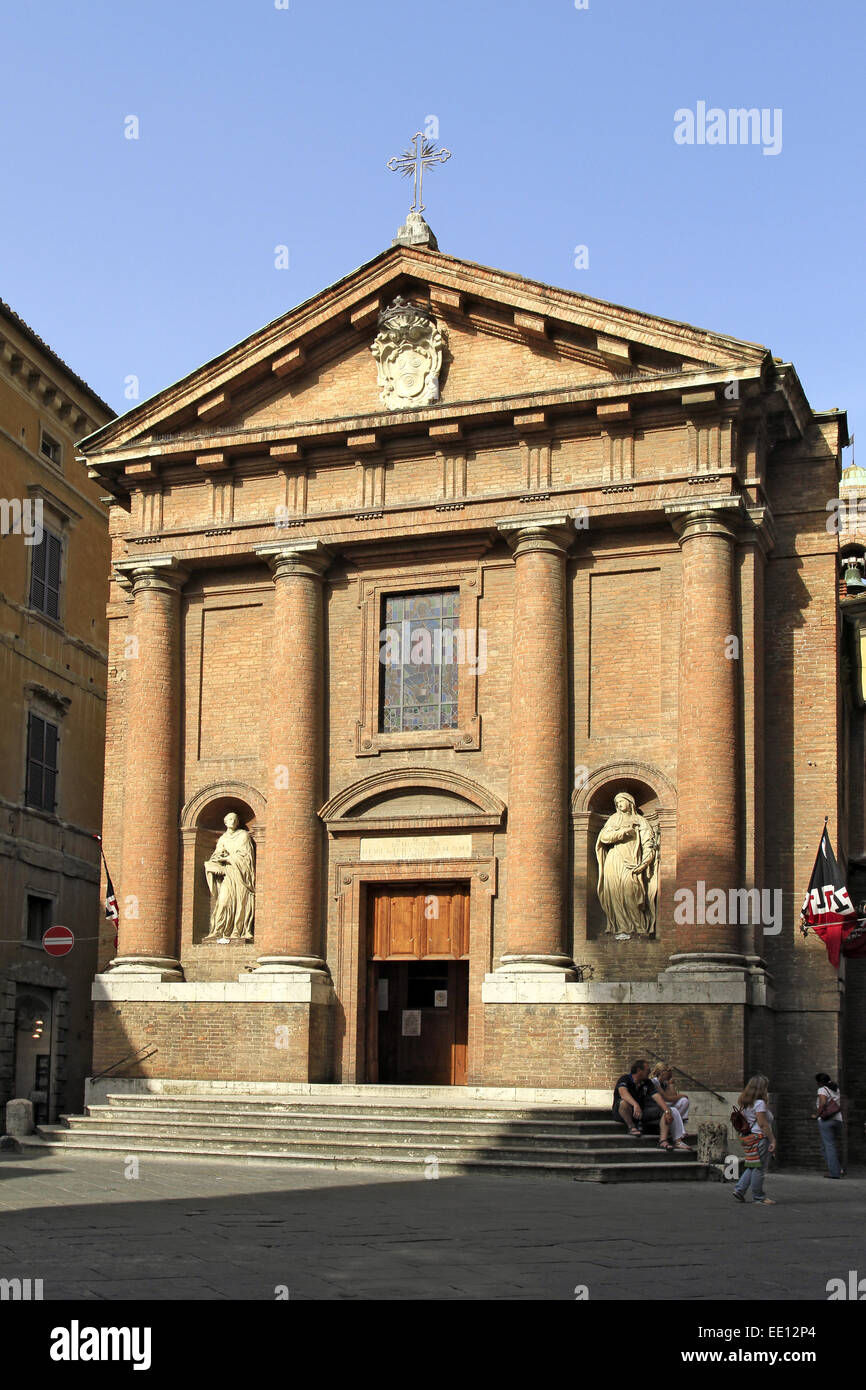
left=674, top=1141, right=691, bottom=1151
left=628, top=1127, right=641, bottom=1136
left=658, top=1140, right=673, bottom=1150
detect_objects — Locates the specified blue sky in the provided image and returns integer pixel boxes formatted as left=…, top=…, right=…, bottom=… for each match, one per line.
left=1, top=0, right=862, bottom=447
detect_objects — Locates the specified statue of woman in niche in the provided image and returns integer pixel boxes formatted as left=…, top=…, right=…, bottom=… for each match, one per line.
left=204, top=811, right=255, bottom=941
left=595, top=791, right=659, bottom=940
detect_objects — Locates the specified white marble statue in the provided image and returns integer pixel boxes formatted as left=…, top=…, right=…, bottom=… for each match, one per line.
left=204, top=812, right=255, bottom=941
left=595, top=792, right=659, bottom=940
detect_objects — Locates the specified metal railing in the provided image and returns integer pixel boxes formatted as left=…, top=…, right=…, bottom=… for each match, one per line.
left=90, top=1045, right=158, bottom=1085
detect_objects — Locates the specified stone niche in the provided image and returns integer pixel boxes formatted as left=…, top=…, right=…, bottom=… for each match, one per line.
left=571, top=765, right=677, bottom=978
left=179, top=785, right=265, bottom=971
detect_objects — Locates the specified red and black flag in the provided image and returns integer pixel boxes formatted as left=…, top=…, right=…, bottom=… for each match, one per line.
left=800, top=822, right=866, bottom=966
left=93, top=834, right=119, bottom=950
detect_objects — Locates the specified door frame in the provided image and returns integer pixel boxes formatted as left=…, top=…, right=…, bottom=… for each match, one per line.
left=332, top=857, right=496, bottom=1085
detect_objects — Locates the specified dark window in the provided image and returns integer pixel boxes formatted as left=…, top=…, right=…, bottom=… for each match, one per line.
left=26, top=713, right=59, bottom=812
left=29, top=527, right=62, bottom=620
left=40, top=431, right=62, bottom=466
left=379, top=590, right=459, bottom=732
left=26, top=895, right=52, bottom=943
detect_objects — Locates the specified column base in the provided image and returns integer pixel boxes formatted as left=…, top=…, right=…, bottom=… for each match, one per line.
left=107, top=955, right=183, bottom=982
left=665, top=952, right=750, bottom=976
left=250, top=955, right=331, bottom=982
left=494, top=953, right=578, bottom=982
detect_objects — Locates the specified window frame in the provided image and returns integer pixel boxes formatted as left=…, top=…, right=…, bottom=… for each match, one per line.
left=355, top=563, right=484, bottom=756
left=379, top=588, right=461, bottom=736
left=25, top=893, right=54, bottom=945
left=25, top=711, right=60, bottom=813
left=39, top=428, right=63, bottom=468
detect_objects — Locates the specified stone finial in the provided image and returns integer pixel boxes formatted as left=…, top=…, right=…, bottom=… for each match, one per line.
left=392, top=211, right=439, bottom=249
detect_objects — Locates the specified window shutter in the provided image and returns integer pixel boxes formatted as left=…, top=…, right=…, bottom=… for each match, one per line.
left=26, top=714, right=45, bottom=807
left=44, top=722, right=59, bottom=811
left=30, top=535, right=46, bottom=611
left=45, top=533, right=62, bottom=620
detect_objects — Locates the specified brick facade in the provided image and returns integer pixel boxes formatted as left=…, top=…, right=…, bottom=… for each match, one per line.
left=78, top=241, right=858, bottom=1164
left=0, top=301, right=113, bottom=1122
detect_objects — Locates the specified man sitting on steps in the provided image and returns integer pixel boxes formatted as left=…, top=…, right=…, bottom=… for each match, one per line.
left=612, top=1058, right=675, bottom=1149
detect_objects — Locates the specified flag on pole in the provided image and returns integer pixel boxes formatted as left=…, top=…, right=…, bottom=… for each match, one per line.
left=800, top=821, right=866, bottom=966
left=93, top=834, right=119, bottom=951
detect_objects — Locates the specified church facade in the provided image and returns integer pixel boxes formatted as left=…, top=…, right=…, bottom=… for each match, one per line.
left=79, top=222, right=858, bottom=1160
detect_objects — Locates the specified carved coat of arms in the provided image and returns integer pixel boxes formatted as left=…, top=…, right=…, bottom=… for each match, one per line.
left=371, top=296, right=446, bottom=410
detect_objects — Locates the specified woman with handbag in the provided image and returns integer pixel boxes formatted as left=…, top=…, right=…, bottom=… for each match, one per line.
left=732, top=1075, right=777, bottom=1205
left=812, top=1072, right=844, bottom=1179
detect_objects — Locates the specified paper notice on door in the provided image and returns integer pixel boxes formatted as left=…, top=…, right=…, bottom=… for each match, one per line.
left=434, top=990, right=448, bottom=1008
left=402, top=1009, right=421, bottom=1036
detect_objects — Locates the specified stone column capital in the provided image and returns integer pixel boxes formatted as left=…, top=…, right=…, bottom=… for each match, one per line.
left=256, top=540, right=333, bottom=582
left=114, top=555, right=189, bottom=595
left=665, top=497, right=744, bottom=545
left=740, top=505, right=777, bottom=557
left=496, top=513, right=575, bottom=558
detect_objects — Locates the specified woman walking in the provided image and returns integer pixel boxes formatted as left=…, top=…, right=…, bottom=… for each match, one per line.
left=733, top=1075, right=777, bottom=1205
left=812, top=1072, right=844, bottom=1179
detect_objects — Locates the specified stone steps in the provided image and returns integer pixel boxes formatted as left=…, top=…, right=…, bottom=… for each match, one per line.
left=20, top=1089, right=718, bottom=1183
left=45, top=1120, right=687, bottom=1163
left=102, top=1093, right=621, bottom=1123
left=83, top=1103, right=620, bottom=1137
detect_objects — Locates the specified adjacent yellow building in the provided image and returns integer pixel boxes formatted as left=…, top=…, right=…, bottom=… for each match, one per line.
left=0, top=299, right=114, bottom=1122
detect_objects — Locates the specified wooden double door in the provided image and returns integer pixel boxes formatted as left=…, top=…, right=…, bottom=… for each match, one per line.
left=367, top=884, right=469, bottom=1086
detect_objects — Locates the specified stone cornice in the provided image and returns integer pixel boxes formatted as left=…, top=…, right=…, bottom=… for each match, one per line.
left=0, top=333, right=107, bottom=438
left=82, top=364, right=763, bottom=479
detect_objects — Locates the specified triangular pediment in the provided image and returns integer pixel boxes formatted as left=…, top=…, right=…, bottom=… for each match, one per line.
left=80, top=244, right=770, bottom=470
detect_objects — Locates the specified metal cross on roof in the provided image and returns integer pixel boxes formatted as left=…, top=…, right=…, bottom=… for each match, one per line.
left=387, top=132, right=452, bottom=215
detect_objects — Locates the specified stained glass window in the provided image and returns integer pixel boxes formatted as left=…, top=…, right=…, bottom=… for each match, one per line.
left=380, top=590, right=459, bottom=732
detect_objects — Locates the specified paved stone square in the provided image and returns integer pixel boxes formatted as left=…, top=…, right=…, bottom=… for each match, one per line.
left=0, top=1149, right=860, bottom=1301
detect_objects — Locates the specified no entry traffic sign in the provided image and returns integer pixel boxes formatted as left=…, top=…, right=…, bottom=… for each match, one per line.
left=43, top=925, right=74, bottom=957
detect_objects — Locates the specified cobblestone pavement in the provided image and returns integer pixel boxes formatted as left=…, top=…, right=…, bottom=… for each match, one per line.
left=0, top=1149, right=860, bottom=1300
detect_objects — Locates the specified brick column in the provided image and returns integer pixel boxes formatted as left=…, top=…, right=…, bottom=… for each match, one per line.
left=667, top=503, right=743, bottom=965
left=112, top=556, right=187, bottom=979
left=254, top=541, right=331, bottom=978
left=495, top=517, right=576, bottom=977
